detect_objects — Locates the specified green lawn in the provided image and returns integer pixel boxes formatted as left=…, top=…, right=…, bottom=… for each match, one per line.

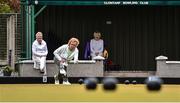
left=0, top=84, right=179, bottom=102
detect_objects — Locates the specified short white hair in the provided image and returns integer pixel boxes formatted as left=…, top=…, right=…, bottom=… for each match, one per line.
left=36, top=32, right=43, bottom=38
left=68, top=37, right=80, bottom=46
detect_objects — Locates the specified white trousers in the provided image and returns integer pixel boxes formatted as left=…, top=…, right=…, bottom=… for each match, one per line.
left=33, top=56, right=46, bottom=71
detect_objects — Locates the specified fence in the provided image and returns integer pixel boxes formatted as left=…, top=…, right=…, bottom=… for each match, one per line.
left=0, top=13, right=22, bottom=68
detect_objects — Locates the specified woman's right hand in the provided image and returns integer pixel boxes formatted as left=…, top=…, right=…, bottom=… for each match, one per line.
left=60, top=59, right=66, bottom=63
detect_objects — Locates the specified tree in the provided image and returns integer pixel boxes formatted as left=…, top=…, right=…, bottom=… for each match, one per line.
left=0, top=0, right=11, bottom=13
left=8, top=0, right=20, bottom=13
left=0, top=0, right=20, bottom=13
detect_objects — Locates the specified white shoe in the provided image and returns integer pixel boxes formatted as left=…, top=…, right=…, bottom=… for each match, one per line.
left=59, top=69, right=66, bottom=75
left=63, top=80, right=71, bottom=85
left=54, top=75, right=59, bottom=85
left=55, top=80, right=59, bottom=85
left=33, top=67, right=39, bottom=70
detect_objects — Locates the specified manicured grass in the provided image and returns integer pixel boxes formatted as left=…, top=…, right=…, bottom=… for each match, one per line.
left=0, top=84, right=179, bottom=102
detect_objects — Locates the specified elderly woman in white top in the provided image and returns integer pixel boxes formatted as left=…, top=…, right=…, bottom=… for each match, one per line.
left=32, top=32, right=48, bottom=74
left=53, top=37, right=79, bottom=85
left=90, top=31, right=104, bottom=59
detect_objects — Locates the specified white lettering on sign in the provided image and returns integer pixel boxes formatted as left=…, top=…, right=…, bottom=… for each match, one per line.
left=104, top=1, right=121, bottom=5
